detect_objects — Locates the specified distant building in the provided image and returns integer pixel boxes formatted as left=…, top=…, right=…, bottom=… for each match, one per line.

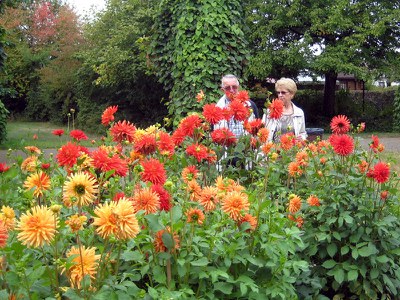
left=337, top=73, right=365, bottom=91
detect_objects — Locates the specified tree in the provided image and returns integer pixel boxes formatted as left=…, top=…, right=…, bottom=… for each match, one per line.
left=246, top=0, right=400, bottom=117
left=150, top=0, right=250, bottom=125
left=74, top=0, right=168, bottom=130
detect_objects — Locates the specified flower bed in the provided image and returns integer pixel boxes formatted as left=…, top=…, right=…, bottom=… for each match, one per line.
left=0, top=94, right=399, bottom=299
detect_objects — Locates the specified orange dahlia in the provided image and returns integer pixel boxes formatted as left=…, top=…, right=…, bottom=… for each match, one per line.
left=244, top=118, right=264, bottom=136
left=21, top=156, right=39, bottom=172
left=230, top=100, right=250, bottom=121
left=65, top=214, right=87, bottom=233
left=63, top=172, right=98, bottom=207
left=17, top=205, right=58, bottom=248
left=181, top=165, right=199, bottom=183
left=307, top=195, right=320, bottom=207
left=288, top=194, right=301, bottom=214
left=295, top=151, right=309, bottom=167
left=280, top=133, right=296, bottom=150
left=261, top=141, right=274, bottom=155
left=65, top=245, right=100, bottom=289
left=288, top=161, right=303, bottom=177
left=101, top=105, right=118, bottom=126
left=112, top=198, right=140, bottom=240
left=257, top=127, right=270, bottom=143
left=154, top=227, right=180, bottom=253
left=198, top=186, right=219, bottom=211
left=131, top=187, right=160, bottom=214
left=221, top=191, right=250, bottom=221
left=238, top=213, right=257, bottom=231
left=358, top=160, right=369, bottom=173
left=93, top=201, right=119, bottom=238
left=186, top=208, right=205, bottom=225
left=186, top=180, right=202, bottom=201
left=24, top=146, right=41, bottom=154
left=0, top=220, right=8, bottom=248
left=23, top=171, right=51, bottom=197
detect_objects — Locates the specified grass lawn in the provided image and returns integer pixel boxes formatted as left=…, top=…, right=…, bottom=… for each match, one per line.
left=0, top=121, right=102, bottom=150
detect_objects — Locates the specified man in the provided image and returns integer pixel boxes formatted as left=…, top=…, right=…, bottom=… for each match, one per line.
left=214, top=74, right=259, bottom=168
left=214, top=74, right=259, bottom=136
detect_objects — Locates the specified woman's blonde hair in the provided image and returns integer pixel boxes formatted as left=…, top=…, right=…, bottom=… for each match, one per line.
left=275, top=78, right=297, bottom=95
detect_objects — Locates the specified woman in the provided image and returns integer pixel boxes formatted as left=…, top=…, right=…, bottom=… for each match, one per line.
left=262, top=78, right=307, bottom=142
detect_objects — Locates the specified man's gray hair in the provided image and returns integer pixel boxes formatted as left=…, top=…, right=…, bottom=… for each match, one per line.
left=221, top=74, right=239, bottom=88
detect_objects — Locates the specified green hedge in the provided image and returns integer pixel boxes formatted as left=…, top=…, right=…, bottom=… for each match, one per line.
left=0, top=99, right=9, bottom=143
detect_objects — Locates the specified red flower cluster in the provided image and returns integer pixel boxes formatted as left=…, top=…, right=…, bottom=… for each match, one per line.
left=0, top=162, right=10, bottom=173
left=178, top=114, right=203, bottom=137
left=244, top=119, right=264, bottom=136
left=268, top=99, right=284, bottom=119
left=371, top=162, right=390, bottom=183
left=70, top=129, right=88, bottom=141
left=91, top=148, right=128, bottom=177
left=157, top=131, right=175, bottom=156
left=211, top=128, right=237, bottom=147
left=52, top=129, right=64, bottom=136
left=101, top=105, right=118, bottom=126
left=134, top=134, right=157, bottom=155
left=140, top=158, right=167, bottom=185
left=229, top=101, right=250, bottom=122
left=186, top=143, right=210, bottom=162
left=329, top=134, right=354, bottom=156
left=110, top=121, right=136, bottom=143
left=57, top=142, right=89, bottom=168
left=202, top=104, right=224, bottom=125
left=330, top=115, right=351, bottom=134
left=233, top=90, right=250, bottom=103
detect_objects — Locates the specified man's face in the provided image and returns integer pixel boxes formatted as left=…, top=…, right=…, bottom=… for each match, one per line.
left=222, top=78, right=239, bottom=98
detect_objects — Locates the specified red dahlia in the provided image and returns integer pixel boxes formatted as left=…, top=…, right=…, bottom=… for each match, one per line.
left=372, top=162, right=390, bottom=184
left=268, top=99, right=284, bottom=119
left=91, top=148, right=128, bottom=177
left=52, top=129, right=64, bottom=136
left=211, top=128, right=237, bottom=147
left=329, top=134, right=354, bottom=156
left=70, top=129, right=88, bottom=141
left=186, top=143, right=209, bottom=162
left=151, top=184, right=171, bottom=211
left=110, top=120, right=136, bottom=143
left=134, top=134, right=157, bottom=155
left=330, top=115, right=351, bottom=134
left=101, top=105, right=118, bottom=126
left=57, top=142, right=89, bottom=168
left=230, top=100, right=250, bottom=121
left=202, top=104, right=224, bottom=125
left=140, top=158, right=167, bottom=185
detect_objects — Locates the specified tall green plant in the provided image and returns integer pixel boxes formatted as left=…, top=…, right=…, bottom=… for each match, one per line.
left=0, top=100, right=9, bottom=143
left=150, top=0, right=250, bottom=125
left=393, top=86, right=400, bottom=131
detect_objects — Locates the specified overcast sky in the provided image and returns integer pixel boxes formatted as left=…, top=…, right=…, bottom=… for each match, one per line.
left=66, top=0, right=106, bottom=18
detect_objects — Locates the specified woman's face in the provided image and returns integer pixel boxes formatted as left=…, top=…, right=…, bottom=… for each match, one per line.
left=275, top=86, right=294, bottom=102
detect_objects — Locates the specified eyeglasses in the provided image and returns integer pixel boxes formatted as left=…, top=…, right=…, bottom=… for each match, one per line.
left=276, top=91, right=289, bottom=95
left=223, top=85, right=239, bottom=91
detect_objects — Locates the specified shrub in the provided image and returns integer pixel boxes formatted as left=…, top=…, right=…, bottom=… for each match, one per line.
left=0, top=100, right=9, bottom=143
left=393, top=86, right=400, bottom=131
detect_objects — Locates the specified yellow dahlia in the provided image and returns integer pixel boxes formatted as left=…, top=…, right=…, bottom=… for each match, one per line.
left=65, top=245, right=100, bottom=289
left=23, top=171, right=51, bottom=197
left=0, top=205, right=16, bottom=231
left=63, top=172, right=98, bottom=207
left=221, top=191, right=250, bottom=221
left=16, top=205, right=58, bottom=248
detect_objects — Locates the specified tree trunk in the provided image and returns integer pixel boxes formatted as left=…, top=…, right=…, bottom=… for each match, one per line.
left=323, top=71, right=337, bottom=117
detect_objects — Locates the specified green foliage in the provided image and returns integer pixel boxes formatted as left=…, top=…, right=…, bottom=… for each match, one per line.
left=245, top=0, right=400, bottom=116
left=0, top=100, right=9, bottom=143
left=150, top=0, right=250, bottom=125
left=393, top=86, right=400, bottom=132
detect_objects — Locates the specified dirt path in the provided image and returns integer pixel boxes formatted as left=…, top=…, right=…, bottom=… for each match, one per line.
left=0, top=137, right=398, bottom=164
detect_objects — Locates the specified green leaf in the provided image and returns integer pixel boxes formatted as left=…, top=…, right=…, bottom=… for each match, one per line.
left=153, top=265, right=166, bottom=284
left=347, top=270, right=358, bottom=281
left=162, top=232, right=174, bottom=250
left=322, top=260, right=337, bottom=269
left=327, top=243, right=338, bottom=257
left=144, top=214, right=163, bottom=232
left=376, top=255, right=389, bottom=263
left=333, top=268, right=345, bottom=284
left=370, top=268, right=379, bottom=279
left=358, top=243, right=378, bottom=257
left=121, top=250, right=142, bottom=262
left=171, top=205, right=182, bottom=223
left=191, top=257, right=209, bottom=267
left=214, top=282, right=233, bottom=295
left=341, top=245, right=349, bottom=255
left=351, top=248, right=359, bottom=259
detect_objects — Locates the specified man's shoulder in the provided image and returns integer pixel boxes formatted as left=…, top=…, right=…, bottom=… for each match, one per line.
left=216, top=95, right=227, bottom=107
